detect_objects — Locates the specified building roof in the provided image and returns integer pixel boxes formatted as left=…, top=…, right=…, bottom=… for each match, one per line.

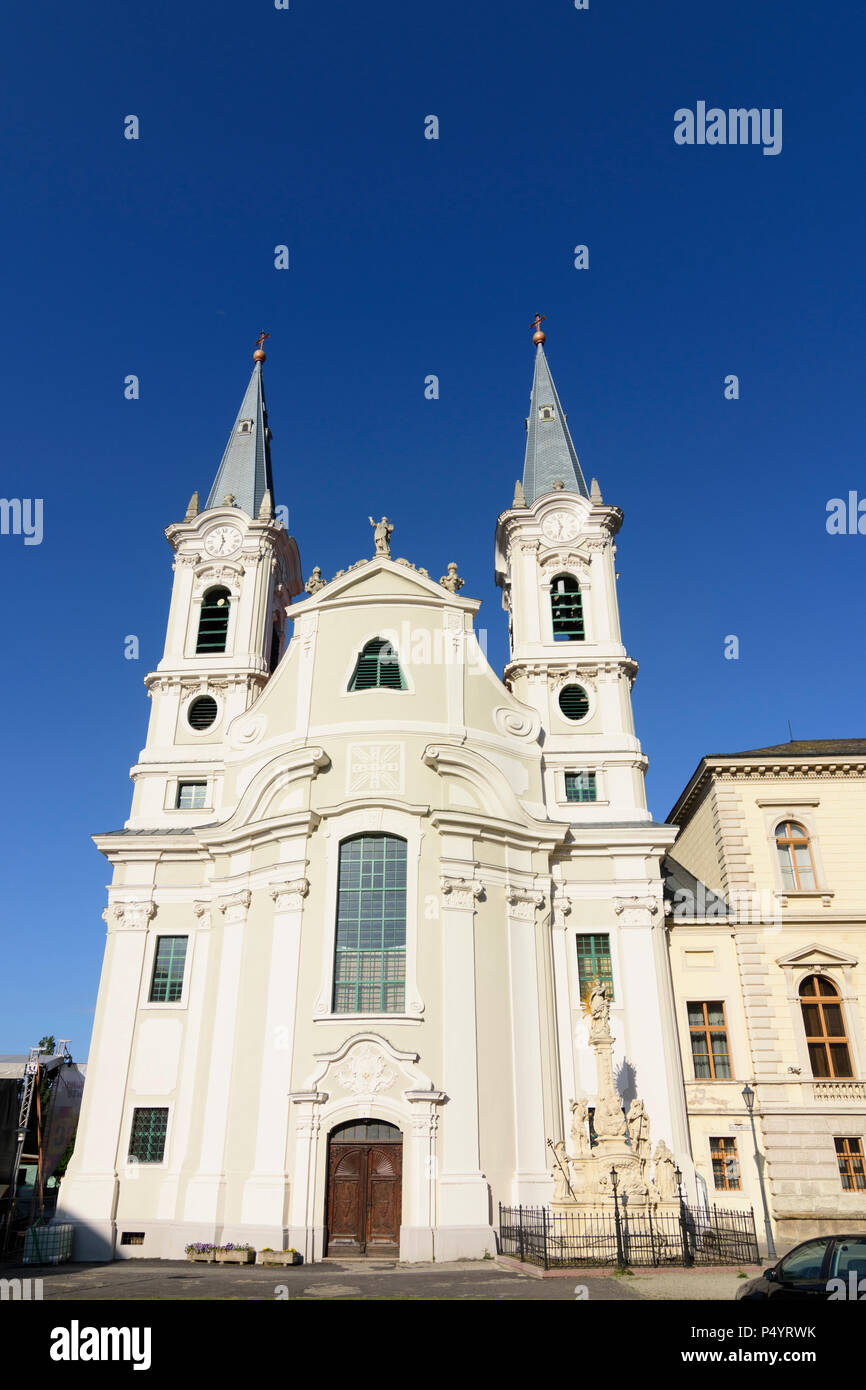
left=708, top=739, right=866, bottom=759
left=204, top=360, right=275, bottom=518
left=521, top=344, right=589, bottom=504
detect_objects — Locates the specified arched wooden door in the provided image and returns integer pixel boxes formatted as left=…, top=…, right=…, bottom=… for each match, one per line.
left=326, top=1121, right=403, bottom=1256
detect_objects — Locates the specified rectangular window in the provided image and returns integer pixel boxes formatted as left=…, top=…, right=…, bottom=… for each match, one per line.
left=576, top=934, right=614, bottom=1003
left=176, top=781, right=207, bottom=810
left=333, top=835, right=406, bottom=1014
left=565, top=772, right=597, bottom=803
left=149, top=936, right=188, bottom=1003
left=835, top=1137, right=866, bottom=1192
left=128, top=1107, right=168, bottom=1164
left=688, top=1001, right=732, bottom=1079
left=711, top=1136, right=741, bottom=1190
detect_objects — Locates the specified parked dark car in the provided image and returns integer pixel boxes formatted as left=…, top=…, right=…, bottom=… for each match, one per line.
left=736, top=1234, right=866, bottom=1299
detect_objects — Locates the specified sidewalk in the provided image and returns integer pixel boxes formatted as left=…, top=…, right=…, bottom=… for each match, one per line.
left=495, top=1255, right=755, bottom=1299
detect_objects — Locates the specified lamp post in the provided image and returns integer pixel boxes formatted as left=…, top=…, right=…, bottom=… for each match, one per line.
left=674, top=1164, right=694, bottom=1267
left=609, top=1166, right=626, bottom=1270
left=742, top=1083, right=776, bottom=1260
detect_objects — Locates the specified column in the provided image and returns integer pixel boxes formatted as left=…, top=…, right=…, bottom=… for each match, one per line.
left=506, top=886, right=552, bottom=1204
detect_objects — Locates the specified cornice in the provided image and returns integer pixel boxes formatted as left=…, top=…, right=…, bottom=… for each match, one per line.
left=670, top=756, right=866, bottom=829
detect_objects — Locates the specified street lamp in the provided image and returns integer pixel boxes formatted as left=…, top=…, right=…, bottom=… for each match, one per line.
left=609, top=1166, right=626, bottom=1270
left=742, top=1083, right=776, bottom=1260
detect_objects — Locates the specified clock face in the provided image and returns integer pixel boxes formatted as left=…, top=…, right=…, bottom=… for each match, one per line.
left=204, top=525, right=242, bottom=557
left=542, top=511, right=580, bottom=543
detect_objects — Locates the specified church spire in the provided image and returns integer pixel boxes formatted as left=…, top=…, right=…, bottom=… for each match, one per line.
left=204, top=334, right=275, bottom=518
left=521, top=317, right=589, bottom=505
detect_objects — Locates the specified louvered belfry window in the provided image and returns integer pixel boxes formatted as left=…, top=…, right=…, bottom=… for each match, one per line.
left=349, top=638, right=407, bottom=691
left=551, top=574, right=585, bottom=640
left=196, top=587, right=231, bottom=654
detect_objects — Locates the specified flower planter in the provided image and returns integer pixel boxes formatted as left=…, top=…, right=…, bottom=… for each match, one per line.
left=187, top=1251, right=216, bottom=1263
left=215, top=1249, right=255, bottom=1265
left=260, top=1251, right=302, bottom=1267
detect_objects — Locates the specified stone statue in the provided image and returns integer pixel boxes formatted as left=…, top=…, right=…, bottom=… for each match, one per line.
left=304, top=566, right=324, bottom=595
left=569, top=1097, right=591, bottom=1157
left=551, top=1141, right=572, bottom=1203
left=369, top=515, right=393, bottom=557
left=588, top=978, right=610, bottom=1037
left=439, top=562, right=464, bottom=594
left=627, top=1098, right=650, bottom=1162
left=653, top=1141, right=678, bottom=1202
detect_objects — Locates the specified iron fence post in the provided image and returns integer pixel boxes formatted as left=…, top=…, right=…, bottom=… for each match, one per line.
left=518, top=1205, right=524, bottom=1264
left=612, top=1186, right=625, bottom=1270
left=543, top=1206, right=549, bottom=1271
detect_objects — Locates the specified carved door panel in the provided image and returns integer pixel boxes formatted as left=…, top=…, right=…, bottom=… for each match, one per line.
left=327, top=1145, right=365, bottom=1254
left=365, top=1144, right=402, bottom=1253
left=326, top=1140, right=402, bottom=1256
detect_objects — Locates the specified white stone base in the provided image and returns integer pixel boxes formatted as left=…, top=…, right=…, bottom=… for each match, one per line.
left=433, top=1225, right=497, bottom=1261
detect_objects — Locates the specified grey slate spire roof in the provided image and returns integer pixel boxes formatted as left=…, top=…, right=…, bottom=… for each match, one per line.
left=521, top=343, right=589, bottom=504
left=205, top=359, right=275, bottom=517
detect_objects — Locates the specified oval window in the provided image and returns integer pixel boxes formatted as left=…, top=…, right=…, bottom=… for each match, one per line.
left=188, top=695, right=218, bottom=730
left=558, top=684, right=590, bottom=721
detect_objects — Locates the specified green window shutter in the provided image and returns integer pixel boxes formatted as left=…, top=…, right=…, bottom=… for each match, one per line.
left=333, top=835, right=407, bottom=1013
left=349, top=639, right=407, bottom=691
left=575, top=933, right=614, bottom=1002
left=551, top=575, right=585, bottom=641
left=149, top=936, right=188, bottom=1002
left=196, top=587, right=231, bottom=654
left=128, top=1107, right=169, bottom=1163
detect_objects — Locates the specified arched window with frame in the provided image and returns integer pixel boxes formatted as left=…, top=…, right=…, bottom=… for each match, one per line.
left=550, top=574, right=585, bottom=641
left=799, top=974, right=853, bottom=1078
left=348, top=638, right=407, bottom=691
left=333, top=835, right=407, bottom=1014
left=775, top=820, right=817, bottom=891
left=196, top=586, right=231, bottom=654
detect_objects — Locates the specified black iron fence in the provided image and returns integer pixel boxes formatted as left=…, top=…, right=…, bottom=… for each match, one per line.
left=498, top=1202, right=759, bottom=1269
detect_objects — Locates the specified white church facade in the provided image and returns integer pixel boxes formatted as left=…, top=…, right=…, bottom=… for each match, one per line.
left=59, top=324, right=700, bottom=1262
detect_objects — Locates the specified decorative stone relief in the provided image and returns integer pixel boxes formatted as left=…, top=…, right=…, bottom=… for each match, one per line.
left=270, top=878, right=310, bottom=912
left=218, top=889, right=252, bottom=924
left=440, top=876, right=483, bottom=911
left=347, top=743, right=403, bottom=795
left=337, top=1044, right=396, bottom=1097
left=505, top=886, right=546, bottom=920
left=613, top=896, right=660, bottom=926
left=493, top=705, right=539, bottom=740
left=107, top=900, right=156, bottom=932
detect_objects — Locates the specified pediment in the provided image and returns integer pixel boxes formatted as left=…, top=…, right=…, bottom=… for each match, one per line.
left=776, top=942, right=858, bottom=969
left=291, top=556, right=478, bottom=612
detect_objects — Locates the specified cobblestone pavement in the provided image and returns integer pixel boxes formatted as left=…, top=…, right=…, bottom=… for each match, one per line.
left=0, top=1257, right=750, bottom=1300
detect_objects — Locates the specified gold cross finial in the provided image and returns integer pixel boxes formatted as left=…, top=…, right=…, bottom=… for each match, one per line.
left=530, top=313, right=546, bottom=345
left=253, top=330, right=270, bottom=362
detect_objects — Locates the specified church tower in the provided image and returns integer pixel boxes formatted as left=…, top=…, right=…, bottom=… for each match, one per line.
left=495, top=316, right=649, bottom=826
left=496, top=318, right=693, bottom=1175
left=128, top=339, right=303, bottom=829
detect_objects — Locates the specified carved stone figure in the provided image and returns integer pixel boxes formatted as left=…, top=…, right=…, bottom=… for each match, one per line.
left=569, top=1097, right=591, bottom=1157
left=369, top=515, right=393, bottom=556
left=627, top=1097, right=650, bottom=1162
left=439, top=562, right=464, bottom=594
left=304, top=566, right=324, bottom=595
left=588, top=978, right=611, bottom=1039
left=653, top=1140, right=678, bottom=1202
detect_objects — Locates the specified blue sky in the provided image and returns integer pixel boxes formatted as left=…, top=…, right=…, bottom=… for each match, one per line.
left=1, top=0, right=863, bottom=1053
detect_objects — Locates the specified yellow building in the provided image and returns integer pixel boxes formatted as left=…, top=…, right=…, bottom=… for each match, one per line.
left=667, top=741, right=866, bottom=1250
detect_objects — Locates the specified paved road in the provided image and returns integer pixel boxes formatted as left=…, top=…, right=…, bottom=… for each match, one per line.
left=6, top=1258, right=643, bottom=1301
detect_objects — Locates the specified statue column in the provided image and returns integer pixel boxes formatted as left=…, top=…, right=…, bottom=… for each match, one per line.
left=505, top=885, right=552, bottom=1204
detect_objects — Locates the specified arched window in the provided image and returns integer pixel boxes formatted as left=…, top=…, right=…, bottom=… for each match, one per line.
left=348, top=638, right=407, bottom=691
left=800, top=975, right=853, bottom=1078
left=775, top=820, right=816, bottom=891
left=550, top=574, right=585, bottom=641
left=196, top=587, right=231, bottom=654
left=269, top=619, right=282, bottom=673
left=333, top=835, right=406, bottom=1014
